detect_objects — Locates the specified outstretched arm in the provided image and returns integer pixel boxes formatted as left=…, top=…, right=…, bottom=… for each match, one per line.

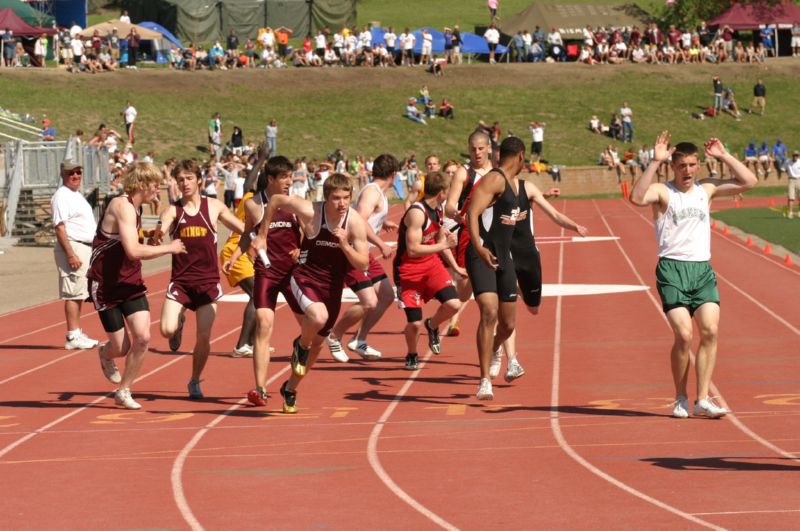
left=630, top=130, right=671, bottom=208
left=527, top=182, right=588, bottom=236
left=701, top=138, right=758, bottom=198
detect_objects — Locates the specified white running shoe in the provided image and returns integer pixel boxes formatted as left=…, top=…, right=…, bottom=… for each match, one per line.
left=98, top=343, right=121, bottom=384
left=476, top=378, right=494, bottom=400
left=489, top=347, right=503, bottom=379
left=65, top=332, right=100, bottom=350
left=347, top=338, right=381, bottom=359
left=504, top=359, right=526, bottom=383
left=232, top=344, right=254, bottom=358
left=326, top=335, right=349, bottom=362
left=693, top=397, right=730, bottom=419
left=672, top=395, right=690, bottom=419
left=115, top=388, right=141, bottom=410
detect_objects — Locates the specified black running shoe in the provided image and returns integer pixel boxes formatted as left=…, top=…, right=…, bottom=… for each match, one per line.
left=280, top=381, right=298, bottom=414
left=169, top=313, right=185, bottom=352
left=404, top=353, right=419, bottom=370
left=291, top=337, right=310, bottom=376
left=424, top=318, right=441, bottom=354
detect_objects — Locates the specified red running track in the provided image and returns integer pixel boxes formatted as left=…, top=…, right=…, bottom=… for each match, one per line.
left=0, top=199, right=798, bottom=530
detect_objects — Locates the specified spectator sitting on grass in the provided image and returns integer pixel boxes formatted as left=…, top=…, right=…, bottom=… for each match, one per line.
left=609, top=113, right=623, bottom=141
left=743, top=142, right=758, bottom=173
left=439, top=99, right=455, bottom=119
left=603, top=145, right=625, bottom=183
left=424, top=98, right=436, bottom=118
left=428, top=55, right=446, bottom=76
left=589, top=115, right=603, bottom=134
left=757, top=141, right=772, bottom=178
left=405, top=98, right=426, bottom=124
left=721, top=87, right=741, bottom=119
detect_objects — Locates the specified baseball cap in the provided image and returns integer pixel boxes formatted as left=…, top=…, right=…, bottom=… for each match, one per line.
left=793, top=150, right=799, bottom=156
left=61, top=160, right=82, bottom=172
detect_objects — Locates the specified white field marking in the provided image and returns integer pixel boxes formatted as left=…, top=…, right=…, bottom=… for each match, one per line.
left=693, top=509, right=800, bottom=516
left=537, top=235, right=620, bottom=244
left=0, top=324, right=239, bottom=460
left=367, top=350, right=459, bottom=531
left=219, top=284, right=648, bottom=304
left=548, top=218, right=724, bottom=530
left=612, top=200, right=799, bottom=461
left=0, top=316, right=159, bottom=386
left=0, top=299, right=55, bottom=318
left=171, top=365, right=291, bottom=531
left=0, top=286, right=169, bottom=345
left=171, top=303, right=288, bottom=531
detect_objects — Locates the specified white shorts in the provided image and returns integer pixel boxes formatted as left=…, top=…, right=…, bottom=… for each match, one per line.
left=792, top=36, right=800, bottom=47
left=789, top=179, right=800, bottom=201
left=55, top=241, right=91, bottom=300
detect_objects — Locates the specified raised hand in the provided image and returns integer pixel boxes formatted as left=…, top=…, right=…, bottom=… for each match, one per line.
left=704, top=137, right=727, bottom=159
left=653, top=130, right=675, bottom=162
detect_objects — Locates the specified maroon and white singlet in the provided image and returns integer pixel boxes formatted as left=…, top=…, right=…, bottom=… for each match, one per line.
left=289, top=203, right=351, bottom=334
left=87, top=195, right=146, bottom=311
left=166, top=196, right=222, bottom=310
left=252, top=191, right=302, bottom=311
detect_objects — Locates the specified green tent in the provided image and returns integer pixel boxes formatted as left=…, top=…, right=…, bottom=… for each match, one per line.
left=123, top=0, right=356, bottom=44
left=0, top=0, right=54, bottom=27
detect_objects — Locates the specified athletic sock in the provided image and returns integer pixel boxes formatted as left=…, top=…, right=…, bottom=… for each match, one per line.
left=67, top=329, right=81, bottom=340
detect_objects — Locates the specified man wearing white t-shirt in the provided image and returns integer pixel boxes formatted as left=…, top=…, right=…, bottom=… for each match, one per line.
left=384, top=27, right=397, bottom=63
left=122, top=100, right=137, bottom=145
left=51, top=160, right=100, bottom=350
left=401, top=28, right=415, bottom=66
left=70, top=37, right=84, bottom=70
left=484, top=23, right=500, bottom=63
left=620, top=101, right=633, bottom=144
left=528, top=121, right=545, bottom=165
left=420, top=27, right=433, bottom=65
left=787, top=151, right=800, bottom=218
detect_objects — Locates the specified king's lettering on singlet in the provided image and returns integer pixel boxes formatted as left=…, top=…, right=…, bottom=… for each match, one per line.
left=179, top=226, right=209, bottom=238
left=671, top=207, right=707, bottom=225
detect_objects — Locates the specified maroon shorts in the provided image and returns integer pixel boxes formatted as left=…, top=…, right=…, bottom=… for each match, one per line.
left=455, top=226, right=471, bottom=268
left=88, top=277, right=147, bottom=312
left=344, top=254, right=387, bottom=291
left=397, top=261, right=455, bottom=309
left=253, top=272, right=297, bottom=311
left=288, top=274, right=342, bottom=336
left=166, top=280, right=222, bottom=311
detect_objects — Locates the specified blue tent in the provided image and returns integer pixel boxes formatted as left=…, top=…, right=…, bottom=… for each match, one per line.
left=370, top=26, right=386, bottom=46
left=139, top=20, right=183, bottom=63
left=460, top=31, right=508, bottom=55
left=411, top=27, right=445, bottom=54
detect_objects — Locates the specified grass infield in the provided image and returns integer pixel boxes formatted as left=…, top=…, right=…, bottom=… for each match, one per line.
left=713, top=206, right=800, bottom=254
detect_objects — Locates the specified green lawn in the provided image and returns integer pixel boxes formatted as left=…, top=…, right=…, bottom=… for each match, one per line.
left=713, top=207, right=800, bottom=254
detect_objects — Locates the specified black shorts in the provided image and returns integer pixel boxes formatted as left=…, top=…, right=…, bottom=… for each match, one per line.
left=98, top=295, right=150, bottom=333
left=531, top=141, right=543, bottom=156
left=513, top=246, right=542, bottom=308
left=488, top=43, right=497, bottom=53
left=465, top=243, right=517, bottom=303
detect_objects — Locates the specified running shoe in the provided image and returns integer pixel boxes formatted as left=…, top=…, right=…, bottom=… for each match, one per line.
left=404, top=353, right=419, bottom=370
left=445, top=322, right=460, bottom=337
left=476, top=378, right=494, bottom=401
left=326, top=335, right=349, bottom=363
left=98, top=343, right=121, bottom=384
left=693, top=397, right=730, bottom=419
left=672, top=395, right=690, bottom=419
left=169, top=313, right=185, bottom=352
left=347, top=338, right=381, bottom=360
left=232, top=344, right=254, bottom=358
left=489, top=347, right=503, bottom=379
left=280, top=381, right=298, bottom=414
left=188, top=379, right=204, bottom=400
left=247, top=387, right=268, bottom=407
left=424, top=318, right=441, bottom=354
left=504, top=359, right=526, bottom=383
left=65, top=331, right=99, bottom=350
left=115, top=387, right=141, bottom=410
left=291, top=337, right=310, bottom=376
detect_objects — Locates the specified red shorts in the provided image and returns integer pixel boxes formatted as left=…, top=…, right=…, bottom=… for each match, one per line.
left=253, top=273, right=296, bottom=311
left=166, top=280, right=222, bottom=311
left=455, top=226, right=471, bottom=268
left=344, top=254, right=387, bottom=290
left=397, top=261, right=455, bottom=309
left=288, top=274, right=342, bottom=336
left=88, top=277, right=147, bottom=312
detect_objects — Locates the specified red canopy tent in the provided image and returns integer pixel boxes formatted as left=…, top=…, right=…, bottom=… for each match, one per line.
left=0, top=8, right=56, bottom=66
left=707, top=1, right=800, bottom=29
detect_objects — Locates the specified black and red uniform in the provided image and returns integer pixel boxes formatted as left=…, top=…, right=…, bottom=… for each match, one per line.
left=167, top=196, right=222, bottom=310
left=88, top=195, right=149, bottom=331
left=511, top=182, right=543, bottom=308
left=288, top=204, right=351, bottom=335
left=253, top=191, right=303, bottom=311
left=455, top=164, right=483, bottom=268
left=394, top=201, right=456, bottom=320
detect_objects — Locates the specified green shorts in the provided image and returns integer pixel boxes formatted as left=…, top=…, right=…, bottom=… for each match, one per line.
left=655, top=258, right=720, bottom=316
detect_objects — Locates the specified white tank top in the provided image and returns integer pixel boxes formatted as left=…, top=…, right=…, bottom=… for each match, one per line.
left=655, top=182, right=711, bottom=261
left=355, top=182, right=388, bottom=236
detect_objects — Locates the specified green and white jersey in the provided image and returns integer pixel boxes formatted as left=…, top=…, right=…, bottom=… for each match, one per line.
left=655, top=182, right=710, bottom=261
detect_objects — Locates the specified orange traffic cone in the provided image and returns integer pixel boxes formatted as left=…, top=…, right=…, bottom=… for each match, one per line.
left=734, top=199, right=741, bottom=208
left=711, top=220, right=718, bottom=230
left=745, top=236, right=753, bottom=247
left=768, top=198, right=776, bottom=207
left=722, top=226, right=730, bottom=235
left=763, top=243, right=772, bottom=255
left=785, top=254, right=793, bottom=266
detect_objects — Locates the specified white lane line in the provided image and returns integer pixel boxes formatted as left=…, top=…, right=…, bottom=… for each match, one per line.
left=616, top=200, right=799, bottom=461
left=0, top=324, right=238, bottom=460
left=367, top=351, right=459, bottom=531
left=549, top=216, right=724, bottom=530
left=693, top=509, right=800, bottom=516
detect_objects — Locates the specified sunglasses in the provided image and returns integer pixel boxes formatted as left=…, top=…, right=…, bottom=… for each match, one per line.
left=67, top=169, right=83, bottom=175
